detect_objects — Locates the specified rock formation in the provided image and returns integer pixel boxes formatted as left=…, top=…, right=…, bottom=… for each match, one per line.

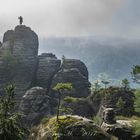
left=19, top=87, right=50, bottom=127
left=0, top=25, right=39, bottom=106
left=29, top=115, right=111, bottom=140
left=0, top=25, right=91, bottom=127
left=49, top=63, right=90, bottom=98
left=35, top=53, right=61, bottom=88
left=101, top=108, right=133, bottom=140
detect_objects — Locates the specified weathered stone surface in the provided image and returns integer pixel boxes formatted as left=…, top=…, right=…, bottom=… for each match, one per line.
left=62, top=97, right=94, bottom=118
left=36, top=53, right=61, bottom=88
left=29, top=115, right=111, bottom=140
left=5, top=25, right=39, bottom=104
left=3, top=30, right=14, bottom=42
left=19, top=87, right=50, bottom=127
left=0, top=39, right=14, bottom=91
left=101, top=87, right=134, bottom=108
left=101, top=121, right=133, bottom=140
left=0, top=25, right=92, bottom=128
left=103, top=108, right=116, bottom=124
left=62, top=59, right=88, bottom=79
left=50, top=68, right=90, bottom=98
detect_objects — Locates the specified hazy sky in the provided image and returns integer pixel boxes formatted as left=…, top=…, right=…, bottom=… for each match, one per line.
left=0, top=0, right=139, bottom=39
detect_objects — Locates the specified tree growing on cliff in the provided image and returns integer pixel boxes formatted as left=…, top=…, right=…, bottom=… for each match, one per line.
left=116, top=97, right=125, bottom=114
left=53, top=83, right=72, bottom=122
left=134, top=89, right=140, bottom=114
left=0, top=84, right=25, bottom=140
left=131, top=65, right=140, bottom=84
left=121, top=78, right=130, bottom=90
left=98, top=73, right=111, bottom=89
left=91, top=80, right=101, bottom=94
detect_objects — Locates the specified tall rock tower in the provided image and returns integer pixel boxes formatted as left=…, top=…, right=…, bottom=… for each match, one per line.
left=0, top=25, right=38, bottom=104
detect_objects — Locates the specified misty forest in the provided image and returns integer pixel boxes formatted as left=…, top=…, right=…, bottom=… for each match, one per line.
left=0, top=1, right=140, bottom=140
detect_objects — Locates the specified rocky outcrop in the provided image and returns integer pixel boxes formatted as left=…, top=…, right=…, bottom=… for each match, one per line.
left=101, top=108, right=134, bottom=140
left=0, top=25, right=39, bottom=105
left=3, top=30, right=15, bottom=42
left=0, top=25, right=91, bottom=128
left=101, top=121, right=133, bottom=140
left=62, top=97, right=94, bottom=118
left=103, top=108, right=116, bottom=124
left=89, top=87, right=135, bottom=116
left=62, top=59, right=88, bottom=79
left=29, top=115, right=111, bottom=140
left=19, top=87, right=50, bottom=127
left=36, top=53, right=61, bottom=88
left=49, top=68, right=90, bottom=98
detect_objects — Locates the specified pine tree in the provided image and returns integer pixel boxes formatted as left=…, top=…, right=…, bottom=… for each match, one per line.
left=53, top=83, right=72, bottom=122
left=0, top=85, right=25, bottom=140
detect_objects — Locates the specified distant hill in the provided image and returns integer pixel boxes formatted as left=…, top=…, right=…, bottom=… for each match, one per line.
left=39, top=36, right=140, bottom=84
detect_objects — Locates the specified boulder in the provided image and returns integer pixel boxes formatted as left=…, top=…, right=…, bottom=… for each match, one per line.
left=29, top=115, right=111, bottom=140
left=19, top=87, right=50, bottom=128
left=103, top=108, right=116, bottom=124
left=101, top=121, right=133, bottom=140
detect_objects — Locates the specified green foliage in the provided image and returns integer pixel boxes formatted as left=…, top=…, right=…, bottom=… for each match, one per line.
left=121, top=78, right=130, bottom=90
left=131, top=65, right=140, bottom=84
left=93, top=114, right=103, bottom=126
left=41, top=117, right=49, bottom=124
left=116, top=97, right=125, bottom=110
left=134, top=89, right=140, bottom=114
left=53, top=83, right=72, bottom=92
left=0, top=85, right=25, bottom=140
left=91, top=80, right=101, bottom=94
left=98, top=73, right=111, bottom=88
left=33, top=115, right=110, bottom=140
left=131, top=118, right=140, bottom=136
left=64, top=96, right=85, bottom=103
left=59, top=107, right=73, bottom=115
left=115, top=97, right=133, bottom=116
left=64, top=96, right=78, bottom=103
left=53, top=83, right=73, bottom=122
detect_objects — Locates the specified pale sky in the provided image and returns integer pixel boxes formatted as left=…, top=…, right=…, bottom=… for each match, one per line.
left=0, top=0, right=139, bottom=39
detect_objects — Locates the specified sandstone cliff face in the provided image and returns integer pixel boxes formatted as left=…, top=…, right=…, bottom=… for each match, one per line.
left=12, top=25, right=38, bottom=99
left=0, top=25, right=39, bottom=104
left=50, top=68, right=90, bottom=98
left=62, top=59, right=89, bottom=79
left=19, top=87, right=50, bottom=127
left=35, top=53, right=61, bottom=88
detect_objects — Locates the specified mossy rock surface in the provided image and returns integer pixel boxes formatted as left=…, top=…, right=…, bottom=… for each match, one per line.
left=29, top=115, right=111, bottom=140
